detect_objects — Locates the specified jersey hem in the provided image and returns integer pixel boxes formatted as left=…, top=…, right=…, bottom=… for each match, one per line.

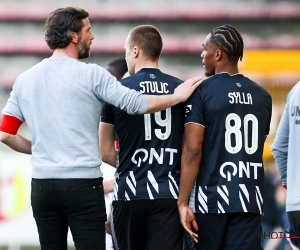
left=114, top=196, right=178, bottom=201
left=195, top=209, right=262, bottom=215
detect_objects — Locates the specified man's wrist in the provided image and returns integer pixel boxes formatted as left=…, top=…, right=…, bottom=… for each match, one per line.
left=172, top=92, right=182, bottom=104
left=177, top=200, right=188, bottom=207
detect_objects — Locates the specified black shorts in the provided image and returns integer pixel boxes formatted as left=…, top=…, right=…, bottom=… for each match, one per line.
left=111, top=199, right=183, bottom=250
left=287, top=211, right=300, bottom=248
left=194, top=212, right=262, bottom=250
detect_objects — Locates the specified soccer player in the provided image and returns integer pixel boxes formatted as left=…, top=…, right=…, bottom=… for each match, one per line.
left=103, top=58, right=128, bottom=249
left=272, top=80, right=300, bottom=249
left=177, top=24, right=272, bottom=250
left=105, top=58, right=128, bottom=81
left=100, top=25, right=185, bottom=250
left=102, top=57, right=128, bottom=194
left=0, top=8, right=201, bottom=250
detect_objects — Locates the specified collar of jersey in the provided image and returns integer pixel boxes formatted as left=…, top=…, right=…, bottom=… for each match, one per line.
left=216, top=72, right=244, bottom=77
left=137, top=67, right=161, bottom=73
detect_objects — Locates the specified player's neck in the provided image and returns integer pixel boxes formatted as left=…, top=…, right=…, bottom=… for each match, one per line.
left=215, top=64, right=239, bottom=75
left=135, top=60, right=158, bottom=73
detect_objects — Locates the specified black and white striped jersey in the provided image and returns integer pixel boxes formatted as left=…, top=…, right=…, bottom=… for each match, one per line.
left=101, top=68, right=185, bottom=201
left=185, top=73, right=272, bottom=215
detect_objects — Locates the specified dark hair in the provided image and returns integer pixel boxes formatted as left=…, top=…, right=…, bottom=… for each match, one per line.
left=107, top=58, right=128, bottom=77
left=129, top=25, right=162, bottom=61
left=44, top=7, right=89, bottom=50
left=210, top=24, right=244, bottom=61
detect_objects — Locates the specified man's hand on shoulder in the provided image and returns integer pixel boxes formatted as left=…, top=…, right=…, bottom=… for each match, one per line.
left=144, top=76, right=202, bottom=113
left=174, top=76, right=202, bottom=103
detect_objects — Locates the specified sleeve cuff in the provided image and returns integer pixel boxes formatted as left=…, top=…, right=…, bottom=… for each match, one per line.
left=136, top=95, right=148, bottom=115
left=0, top=115, right=23, bottom=135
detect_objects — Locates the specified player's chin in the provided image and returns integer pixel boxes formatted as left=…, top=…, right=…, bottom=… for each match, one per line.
left=204, top=72, right=212, bottom=77
left=203, top=65, right=210, bottom=77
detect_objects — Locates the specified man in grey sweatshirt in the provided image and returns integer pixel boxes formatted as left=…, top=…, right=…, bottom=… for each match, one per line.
left=272, top=81, right=300, bottom=249
left=0, top=7, right=201, bottom=250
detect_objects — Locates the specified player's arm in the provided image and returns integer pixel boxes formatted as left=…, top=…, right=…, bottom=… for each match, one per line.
left=99, top=122, right=117, bottom=168
left=0, top=115, right=31, bottom=154
left=272, top=104, right=289, bottom=189
left=178, top=123, right=204, bottom=243
left=99, top=68, right=202, bottom=115
left=103, top=179, right=115, bottom=194
left=144, top=77, right=202, bottom=113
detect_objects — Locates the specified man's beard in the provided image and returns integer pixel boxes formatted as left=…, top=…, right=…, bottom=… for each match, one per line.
left=77, top=39, right=90, bottom=59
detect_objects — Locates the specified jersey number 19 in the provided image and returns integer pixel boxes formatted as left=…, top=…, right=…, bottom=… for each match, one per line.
left=144, top=108, right=171, bottom=141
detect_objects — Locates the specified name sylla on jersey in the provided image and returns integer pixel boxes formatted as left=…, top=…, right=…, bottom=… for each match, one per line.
left=139, top=81, right=169, bottom=94
left=228, top=92, right=253, bottom=105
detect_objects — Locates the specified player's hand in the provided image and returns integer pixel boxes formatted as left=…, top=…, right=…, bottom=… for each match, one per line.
left=174, top=77, right=202, bottom=103
left=103, top=179, right=115, bottom=194
left=178, top=204, right=199, bottom=243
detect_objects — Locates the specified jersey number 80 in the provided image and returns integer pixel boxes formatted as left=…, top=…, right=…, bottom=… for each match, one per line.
left=225, top=113, right=258, bottom=155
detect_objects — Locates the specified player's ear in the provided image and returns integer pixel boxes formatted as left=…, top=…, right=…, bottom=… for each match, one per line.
left=215, top=49, right=222, bottom=61
left=133, top=46, right=139, bottom=58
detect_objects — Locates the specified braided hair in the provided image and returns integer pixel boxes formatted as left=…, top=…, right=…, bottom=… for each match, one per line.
left=210, top=24, right=244, bottom=61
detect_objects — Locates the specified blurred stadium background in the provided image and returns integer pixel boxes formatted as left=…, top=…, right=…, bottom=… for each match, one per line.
left=0, top=0, right=299, bottom=249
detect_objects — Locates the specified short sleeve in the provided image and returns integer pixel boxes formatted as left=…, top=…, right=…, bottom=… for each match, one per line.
left=2, top=76, right=25, bottom=122
left=101, top=103, right=115, bottom=125
left=184, top=88, right=205, bottom=127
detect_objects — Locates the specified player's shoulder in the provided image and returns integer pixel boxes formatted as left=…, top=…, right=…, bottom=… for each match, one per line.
left=202, top=74, right=220, bottom=85
left=120, top=69, right=183, bottom=87
left=201, top=73, right=243, bottom=86
left=159, top=71, right=183, bottom=84
left=143, top=68, right=183, bottom=85
left=119, top=73, right=141, bottom=87
left=242, top=75, right=263, bottom=88
left=243, top=76, right=272, bottom=98
left=196, top=74, right=222, bottom=92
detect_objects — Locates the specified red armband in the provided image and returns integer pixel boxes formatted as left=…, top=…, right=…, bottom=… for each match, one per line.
left=114, top=140, right=119, bottom=150
left=283, top=184, right=287, bottom=190
left=0, top=115, right=23, bottom=135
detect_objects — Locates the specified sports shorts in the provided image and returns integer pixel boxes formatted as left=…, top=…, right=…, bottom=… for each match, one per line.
left=194, top=212, right=262, bottom=250
left=111, top=199, right=183, bottom=250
